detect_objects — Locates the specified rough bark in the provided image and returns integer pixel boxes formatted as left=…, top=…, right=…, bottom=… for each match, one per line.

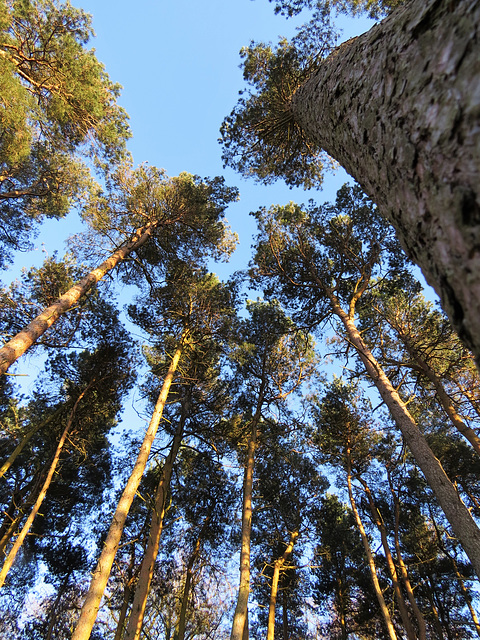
left=346, top=459, right=398, bottom=640
left=0, top=386, right=87, bottom=588
left=358, top=477, right=417, bottom=640
left=230, top=387, right=265, bottom=640
left=266, top=530, right=299, bottom=640
left=332, top=297, right=480, bottom=581
left=0, top=221, right=157, bottom=376
left=124, top=390, right=191, bottom=640
left=71, top=342, right=183, bottom=640
left=291, top=0, right=480, bottom=363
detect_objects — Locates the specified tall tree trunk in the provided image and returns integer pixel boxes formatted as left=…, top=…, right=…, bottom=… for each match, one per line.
left=291, top=0, right=480, bottom=364
left=267, top=530, right=298, bottom=640
left=394, top=325, right=480, bottom=455
left=358, top=477, right=417, bottom=640
left=124, top=389, right=191, bottom=640
left=230, top=386, right=265, bottom=640
left=0, top=385, right=88, bottom=588
left=45, top=571, right=72, bottom=640
left=113, top=543, right=138, bottom=640
left=346, top=458, right=398, bottom=640
left=72, top=340, right=184, bottom=640
left=0, top=407, right=63, bottom=478
left=0, top=221, right=158, bottom=375
left=331, top=297, right=480, bottom=581
left=387, top=468, right=427, bottom=640
left=176, top=510, right=213, bottom=640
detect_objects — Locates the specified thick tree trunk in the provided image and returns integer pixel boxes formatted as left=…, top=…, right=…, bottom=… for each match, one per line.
left=358, top=477, right=417, bottom=640
left=0, top=386, right=87, bottom=588
left=230, top=387, right=265, bottom=640
left=72, top=341, right=184, bottom=640
left=346, top=461, right=398, bottom=640
left=266, top=530, right=298, bottom=640
left=291, top=0, right=480, bottom=363
left=332, top=298, right=480, bottom=581
left=124, top=390, right=191, bottom=640
left=0, top=221, right=157, bottom=375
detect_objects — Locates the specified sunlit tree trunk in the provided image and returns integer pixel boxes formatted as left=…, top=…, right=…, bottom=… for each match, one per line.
left=0, top=385, right=88, bottom=588
left=124, top=389, right=191, bottom=640
left=267, top=530, right=298, bottom=640
left=72, top=340, right=184, bottom=640
left=330, top=295, right=480, bottom=581
left=0, top=221, right=157, bottom=375
left=346, top=457, right=398, bottom=640
left=395, top=326, right=480, bottom=455
left=358, top=477, right=417, bottom=640
left=231, top=386, right=265, bottom=640
left=291, top=0, right=480, bottom=364
left=0, top=407, right=63, bottom=479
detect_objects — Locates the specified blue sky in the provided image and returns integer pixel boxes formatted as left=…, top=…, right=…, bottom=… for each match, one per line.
left=7, top=0, right=376, bottom=281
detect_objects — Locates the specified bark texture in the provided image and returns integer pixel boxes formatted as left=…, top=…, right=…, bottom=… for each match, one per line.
left=334, top=300, right=480, bottom=581
left=71, top=343, right=183, bottom=640
left=291, top=0, right=480, bottom=362
left=0, top=222, right=156, bottom=376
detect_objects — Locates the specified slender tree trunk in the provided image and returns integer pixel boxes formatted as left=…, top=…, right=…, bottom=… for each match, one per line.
left=124, top=389, right=191, bottom=640
left=332, top=298, right=480, bottom=581
left=346, top=460, right=398, bottom=640
left=0, top=407, right=63, bottom=478
left=0, top=386, right=87, bottom=588
left=72, top=341, right=184, bottom=640
left=387, top=468, right=427, bottom=640
left=358, top=477, right=417, bottom=640
left=0, top=221, right=158, bottom=375
left=176, top=510, right=213, bottom=640
left=113, top=543, right=138, bottom=640
left=267, top=530, right=298, bottom=640
left=230, top=386, right=265, bottom=640
left=45, top=571, right=72, bottom=640
left=282, top=588, right=288, bottom=640
left=396, top=328, right=480, bottom=455
left=291, top=0, right=480, bottom=363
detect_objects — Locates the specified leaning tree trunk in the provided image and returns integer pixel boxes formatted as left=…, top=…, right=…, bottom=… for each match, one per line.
left=230, top=386, right=265, bottom=640
left=358, top=477, right=417, bottom=640
left=71, top=340, right=184, bottom=640
left=0, top=220, right=158, bottom=376
left=291, top=0, right=480, bottom=363
left=0, top=385, right=88, bottom=588
left=387, top=467, right=427, bottom=640
left=331, top=297, right=480, bottom=581
left=266, top=530, right=299, bottom=640
left=124, top=389, right=192, bottom=640
left=346, top=459, right=398, bottom=640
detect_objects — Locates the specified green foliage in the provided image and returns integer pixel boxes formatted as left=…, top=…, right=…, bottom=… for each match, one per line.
left=220, top=21, right=337, bottom=189
left=0, top=0, right=130, bottom=266
left=268, top=0, right=403, bottom=19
